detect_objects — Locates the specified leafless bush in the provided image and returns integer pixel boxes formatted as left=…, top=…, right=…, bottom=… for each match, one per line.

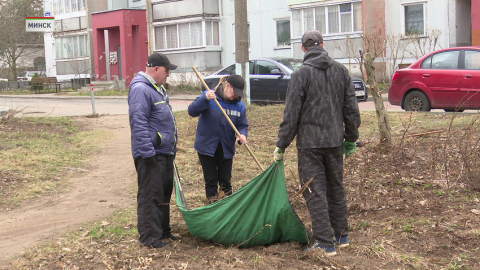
left=345, top=112, right=480, bottom=211
left=404, top=29, right=442, bottom=59
left=0, top=109, right=19, bottom=123
left=167, top=70, right=210, bottom=94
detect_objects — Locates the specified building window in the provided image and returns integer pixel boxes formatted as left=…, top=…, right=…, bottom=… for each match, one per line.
left=206, top=21, right=220, bottom=46
left=154, top=21, right=219, bottom=50
left=404, top=3, right=424, bottom=35
left=276, top=19, right=291, bottom=47
left=291, top=1, right=362, bottom=38
left=55, top=34, right=88, bottom=59
left=340, top=3, right=352, bottom=33
left=52, top=0, right=85, bottom=15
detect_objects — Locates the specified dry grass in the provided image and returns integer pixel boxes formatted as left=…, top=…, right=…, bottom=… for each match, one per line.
left=7, top=106, right=480, bottom=269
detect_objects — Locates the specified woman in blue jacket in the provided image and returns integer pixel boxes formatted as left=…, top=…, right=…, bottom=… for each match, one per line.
left=188, top=75, right=249, bottom=201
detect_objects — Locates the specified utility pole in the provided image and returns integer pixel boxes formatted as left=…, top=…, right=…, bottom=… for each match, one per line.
left=234, top=0, right=250, bottom=105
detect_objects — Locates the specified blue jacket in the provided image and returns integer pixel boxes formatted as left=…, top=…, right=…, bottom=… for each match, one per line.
left=128, top=72, right=177, bottom=159
left=188, top=90, right=248, bottom=159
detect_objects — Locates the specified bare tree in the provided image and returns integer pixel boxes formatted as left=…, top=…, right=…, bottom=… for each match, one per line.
left=361, top=31, right=391, bottom=147
left=385, top=33, right=409, bottom=75
left=405, top=29, right=442, bottom=59
left=334, top=35, right=364, bottom=80
left=0, top=0, right=44, bottom=80
left=335, top=31, right=392, bottom=147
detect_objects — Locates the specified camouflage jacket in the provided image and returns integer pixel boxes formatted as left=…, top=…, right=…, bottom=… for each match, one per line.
left=276, top=46, right=361, bottom=149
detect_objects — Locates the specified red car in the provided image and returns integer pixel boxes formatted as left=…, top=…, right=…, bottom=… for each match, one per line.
left=388, top=46, right=480, bottom=112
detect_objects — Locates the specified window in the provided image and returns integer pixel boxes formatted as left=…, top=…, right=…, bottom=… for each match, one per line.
left=421, top=51, right=459, bottom=69
left=220, top=64, right=236, bottom=75
left=353, top=2, right=362, bottom=32
left=206, top=21, right=220, bottom=46
left=53, top=0, right=85, bottom=15
left=315, top=7, right=326, bottom=34
left=404, top=3, right=424, bottom=35
left=218, top=61, right=255, bottom=75
left=465, top=50, right=480, bottom=70
left=55, top=34, right=88, bottom=59
left=253, top=61, right=282, bottom=75
left=304, top=9, right=314, bottom=32
left=340, top=4, right=352, bottom=33
left=276, top=20, right=291, bottom=47
left=291, top=1, right=362, bottom=38
left=154, top=21, right=219, bottom=50
left=291, top=10, right=303, bottom=38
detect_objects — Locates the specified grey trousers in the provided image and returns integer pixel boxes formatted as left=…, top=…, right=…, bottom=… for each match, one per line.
left=298, top=147, right=348, bottom=248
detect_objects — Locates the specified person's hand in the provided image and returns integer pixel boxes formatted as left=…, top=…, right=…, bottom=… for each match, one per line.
left=342, top=141, right=356, bottom=158
left=144, top=156, right=156, bottom=166
left=273, top=147, right=285, bottom=162
left=237, top=134, right=247, bottom=145
left=205, top=89, right=216, bottom=100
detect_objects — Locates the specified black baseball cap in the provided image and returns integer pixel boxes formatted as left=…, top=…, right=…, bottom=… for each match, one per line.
left=146, top=53, right=177, bottom=70
left=302, top=29, right=324, bottom=47
left=227, top=74, right=245, bottom=98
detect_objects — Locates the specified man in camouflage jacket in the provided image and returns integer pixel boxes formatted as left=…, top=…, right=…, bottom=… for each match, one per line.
left=274, top=30, right=361, bottom=256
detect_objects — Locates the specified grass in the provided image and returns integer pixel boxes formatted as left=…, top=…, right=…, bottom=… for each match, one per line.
left=5, top=106, right=480, bottom=269
left=71, top=89, right=129, bottom=96
left=0, top=81, right=200, bottom=97
left=0, top=116, right=106, bottom=208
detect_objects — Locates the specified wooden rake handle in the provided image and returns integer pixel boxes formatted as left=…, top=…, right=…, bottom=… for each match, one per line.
left=191, top=66, right=264, bottom=172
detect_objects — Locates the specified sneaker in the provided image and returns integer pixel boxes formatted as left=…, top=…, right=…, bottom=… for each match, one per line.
left=162, top=234, right=182, bottom=241
left=334, top=235, right=350, bottom=247
left=304, top=243, right=337, bottom=256
left=152, top=240, right=171, bottom=249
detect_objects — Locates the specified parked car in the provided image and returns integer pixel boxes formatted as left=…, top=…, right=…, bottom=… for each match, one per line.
left=17, top=71, right=45, bottom=81
left=203, top=58, right=368, bottom=103
left=388, top=46, right=480, bottom=112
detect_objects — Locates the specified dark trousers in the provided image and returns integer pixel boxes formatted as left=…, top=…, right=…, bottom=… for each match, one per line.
left=134, top=154, right=174, bottom=248
left=198, top=143, right=233, bottom=198
left=298, top=147, right=348, bottom=248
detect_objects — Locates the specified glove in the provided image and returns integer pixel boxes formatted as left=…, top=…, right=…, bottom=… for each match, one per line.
left=342, top=141, right=356, bottom=158
left=273, top=147, right=285, bottom=162
left=144, top=156, right=156, bottom=166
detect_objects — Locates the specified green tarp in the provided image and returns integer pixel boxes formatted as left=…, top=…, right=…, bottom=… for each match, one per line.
left=174, top=160, right=309, bottom=247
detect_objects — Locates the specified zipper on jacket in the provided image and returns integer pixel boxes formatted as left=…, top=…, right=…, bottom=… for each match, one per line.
left=140, top=72, right=178, bottom=154
left=160, top=85, right=178, bottom=154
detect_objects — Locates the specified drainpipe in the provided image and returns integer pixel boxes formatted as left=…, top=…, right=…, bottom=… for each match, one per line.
left=85, top=0, right=96, bottom=82
left=146, top=0, right=153, bottom=55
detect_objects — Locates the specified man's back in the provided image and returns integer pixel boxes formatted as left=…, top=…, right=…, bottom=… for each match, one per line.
left=276, top=46, right=360, bottom=149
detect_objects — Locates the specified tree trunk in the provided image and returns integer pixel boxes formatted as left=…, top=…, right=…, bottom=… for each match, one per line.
left=364, top=53, right=392, bottom=147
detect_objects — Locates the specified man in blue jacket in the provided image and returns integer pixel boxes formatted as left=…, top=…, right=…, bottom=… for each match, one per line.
left=188, top=75, right=249, bottom=202
left=128, top=53, right=179, bottom=249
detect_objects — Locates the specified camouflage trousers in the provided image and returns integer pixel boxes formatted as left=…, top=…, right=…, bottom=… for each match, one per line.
left=298, top=147, right=348, bottom=248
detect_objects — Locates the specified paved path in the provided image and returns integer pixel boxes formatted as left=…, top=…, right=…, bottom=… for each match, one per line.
left=3, top=92, right=470, bottom=115
left=0, top=94, right=197, bottom=117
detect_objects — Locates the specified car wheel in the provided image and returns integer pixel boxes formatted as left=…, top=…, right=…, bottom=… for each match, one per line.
left=404, top=91, right=431, bottom=112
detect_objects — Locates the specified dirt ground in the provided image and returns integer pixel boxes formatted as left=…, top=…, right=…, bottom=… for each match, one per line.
left=0, top=114, right=136, bottom=267
left=2, top=109, right=480, bottom=270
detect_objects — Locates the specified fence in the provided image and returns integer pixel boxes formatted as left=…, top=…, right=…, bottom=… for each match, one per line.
left=0, top=79, right=90, bottom=92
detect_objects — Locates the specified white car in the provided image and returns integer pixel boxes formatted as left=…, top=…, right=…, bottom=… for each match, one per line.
left=17, top=71, right=45, bottom=81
